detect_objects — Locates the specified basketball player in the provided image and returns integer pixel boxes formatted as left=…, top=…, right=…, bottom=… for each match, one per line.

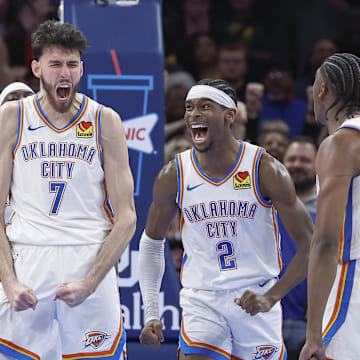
left=139, top=79, right=313, bottom=360
left=0, top=20, right=136, bottom=359
left=299, top=53, right=360, bottom=360
left=0, top=82, right=35, bottom=225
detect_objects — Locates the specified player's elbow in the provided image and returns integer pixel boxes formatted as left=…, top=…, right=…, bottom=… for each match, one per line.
left=312, top=232, right=339, bottom=257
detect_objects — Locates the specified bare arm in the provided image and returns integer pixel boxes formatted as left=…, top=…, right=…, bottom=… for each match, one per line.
left=54, top=107, right=136, bottom=306
left=237, top=151, right=313, bottom=314
left=0, top=101, right=38, bottom=311
left=145, top=159, right=179, bottom=239
left=300, top=130, right=360, bottom=360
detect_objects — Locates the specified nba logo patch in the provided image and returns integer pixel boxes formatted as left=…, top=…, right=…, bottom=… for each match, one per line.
left=253, top=345, right=278, bottom=360
left=77, top=121, right=93, bottom=138
left=82, top=331, right=111, bottom=350
left=233, top=171, right=251, bottom=189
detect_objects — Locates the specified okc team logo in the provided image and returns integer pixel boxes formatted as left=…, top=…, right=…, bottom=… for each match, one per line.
left=233, top=171, right=251, bottom=189
left=76, top=121, right=93, bottom=138
left=82, top=331, right=111, bottom=349
left=253, top=345, right=278, bottom=360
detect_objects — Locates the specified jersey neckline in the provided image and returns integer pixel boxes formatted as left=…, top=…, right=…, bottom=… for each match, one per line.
left=33, top=93, right=88, bottom=133
left=190, top=141, right=245, bottom=186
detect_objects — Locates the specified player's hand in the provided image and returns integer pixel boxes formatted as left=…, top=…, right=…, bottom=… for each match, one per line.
left=3, top=281, right=38, bottom=311
left=53, top=278, right=95, bottom=307
left=299, top=341, right=326, bottom=360
left=234, top=290, right=274, bottom=316
left=139, top=319, right=164, bottom=348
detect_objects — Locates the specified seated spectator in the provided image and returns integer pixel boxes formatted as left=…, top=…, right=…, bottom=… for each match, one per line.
left=218, top=43, right=248, bottom=101
left=257, top=120, right=289, bottom=163
left=165, top=134, right=192, bottom=163
left=279, top=136, right=317, bottom=360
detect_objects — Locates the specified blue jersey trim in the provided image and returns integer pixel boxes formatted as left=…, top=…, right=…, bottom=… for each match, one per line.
left=343, top=180, right=353, bottom=261
left=12, top=100, right=22, bottom=153
left=175, top=154, right=182, bottom=207
left=191, top=142, right=243, bottom=184
left=97, top=105, right=104, bottom=164
left=323, top=260, right=356, bottom=345
left=254, top=148, right=272, bottom=206
left=35, top=93, right=86, bottom=130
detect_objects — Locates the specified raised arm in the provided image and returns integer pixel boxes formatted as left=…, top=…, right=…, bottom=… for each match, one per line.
left=236, top=151, right=313, bottom=314
left=0, top=101, right=38, bottom=311
left=300, top=129, right=360, bottom=360
left=54, top=107, right=136, bottom=306
left=139, top=159, right=179, bottom=348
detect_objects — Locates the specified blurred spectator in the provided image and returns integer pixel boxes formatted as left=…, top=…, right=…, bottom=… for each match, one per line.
left=0, top=0, right=9, bottom=36
left=216, top=0, right=256, bottom=45
left=4, top=0, right=59, bottom=83
left=165, top=134, right=192, bottom=163
left=294, top=38, right=338, bottom=100
left=218, top=43, right=248, bottom=101
left=257, top=120, right=289, bottom=162
left=187, top=33, right=220, bottom=80
left=232, top=101, right=248, bottom=140
left=164, top=0, right=216, bottom=68
left=0, top=36, right=12, bottom=90
left=279, top=136, right=317, bottom=359
left=165, top=84, right=188, bottom=141
left=245, top=66, right=308, bottom=140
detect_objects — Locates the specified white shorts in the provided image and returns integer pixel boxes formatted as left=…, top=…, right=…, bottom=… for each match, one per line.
left=179, top=280, right=286, bottom=360
left=0, top=244, right=127, bottom=360
left=322, top=259, right=360, bottom=359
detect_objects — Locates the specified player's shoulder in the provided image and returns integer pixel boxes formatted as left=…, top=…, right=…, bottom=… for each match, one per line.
left=153, top=160, right=178, bottom=199
left=0, top=100, right=20, bottom=136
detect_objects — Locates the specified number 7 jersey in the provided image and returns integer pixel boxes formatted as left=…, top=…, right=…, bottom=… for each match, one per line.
left=175, top=142, right=282, bottom=290
left=6, top=94, right=113, bottom=246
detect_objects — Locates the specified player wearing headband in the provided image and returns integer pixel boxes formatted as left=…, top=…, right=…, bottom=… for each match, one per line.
left=139, top=79, right=313, bottom=360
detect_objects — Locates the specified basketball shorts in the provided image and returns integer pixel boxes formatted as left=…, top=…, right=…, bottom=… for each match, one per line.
left=0, top=243, right=127, bottom=360
left=322, top=259, right=360, bottom=359
left=179, top=280, right=286, bottom=360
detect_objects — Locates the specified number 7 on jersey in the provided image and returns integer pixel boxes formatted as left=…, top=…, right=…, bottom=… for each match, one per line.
left=49, top=181, right=67, bottom=216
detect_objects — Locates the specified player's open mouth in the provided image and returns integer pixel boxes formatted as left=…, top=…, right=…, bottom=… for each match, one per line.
left=56, top=83, right=71, bottom=102
left=190, top=124, right=208, bottom=143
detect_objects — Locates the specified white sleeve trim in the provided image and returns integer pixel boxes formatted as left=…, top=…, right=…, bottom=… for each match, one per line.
left=138, top=230, right=165, bottom=324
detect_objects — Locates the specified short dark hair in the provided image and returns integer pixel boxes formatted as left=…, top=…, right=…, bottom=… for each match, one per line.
left=196, top=78, right=238, bottom=108
left=288, top=135, right=317, bottom=150
left=319, top=52, right=360, bottom=120
left=32, top=20, right=89, bottom=60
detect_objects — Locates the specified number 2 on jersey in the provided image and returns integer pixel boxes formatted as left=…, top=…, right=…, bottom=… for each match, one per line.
left=216, top=240, right=237, bottom=271
left=49, top=182, right=67, bottom=215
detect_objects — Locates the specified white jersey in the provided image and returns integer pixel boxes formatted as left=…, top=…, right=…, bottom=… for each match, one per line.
left=6, top=94, right=113, bottom=246
left=175, top=142, right=282, bottom=291
left=335, top=117, right=360, bottom=261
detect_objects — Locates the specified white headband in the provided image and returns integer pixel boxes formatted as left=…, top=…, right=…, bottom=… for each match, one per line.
left=0, top=82, right=35, bottom=105
left=186, top=85, right=237, bottom=110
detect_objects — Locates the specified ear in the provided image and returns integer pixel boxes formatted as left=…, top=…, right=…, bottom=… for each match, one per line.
left=80, top=60, right=84, bottom=78
left=318, top=82, right=328, bottom=100
left=31, top=60, right=41, bottom=79
left=224, top=108, right=236, bottom=125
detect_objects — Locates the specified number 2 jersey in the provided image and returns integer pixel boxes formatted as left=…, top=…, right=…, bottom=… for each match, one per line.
left=175, top=142, right=282, bottom=291
left=6, top=94, right=113, bottom=246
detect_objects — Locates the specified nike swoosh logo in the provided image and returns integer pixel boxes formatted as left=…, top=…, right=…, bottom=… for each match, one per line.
left=258, top=279, right=271, bottom=287
left=28, top=125, right=46, bottom=131
left=186, top=183, right=204, bottom=191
